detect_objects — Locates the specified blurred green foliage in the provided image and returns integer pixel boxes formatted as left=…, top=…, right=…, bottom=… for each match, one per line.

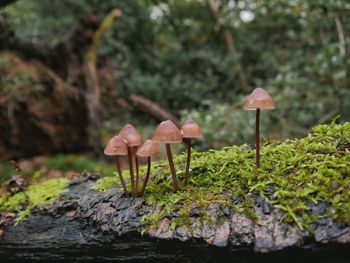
left=0, top=154, right=115, bottom=184
left=44, top=154, right=115, bottom=176
left=2, top=0, right=350, bottom=146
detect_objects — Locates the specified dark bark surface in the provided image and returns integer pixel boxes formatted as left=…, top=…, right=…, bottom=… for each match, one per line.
left=1, top=176, right=350, bottom=258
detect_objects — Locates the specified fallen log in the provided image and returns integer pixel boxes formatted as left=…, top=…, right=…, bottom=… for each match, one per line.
left=1, top=176, right=349, bottom=256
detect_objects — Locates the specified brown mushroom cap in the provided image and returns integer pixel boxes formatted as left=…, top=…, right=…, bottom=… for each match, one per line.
left=181, top=119, right=202, bottom=138
left=119, top=124, right=142, bottom=147
left=104, top=135, right=128, bottom=156
left=153, top=120, right=183, bottom=144
left=243, top=88, right=275, bottom=110
left=136, top=139, right=160, bottom=157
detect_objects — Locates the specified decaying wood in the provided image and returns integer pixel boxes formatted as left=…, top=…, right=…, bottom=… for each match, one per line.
left=130, top=95, right=180, bottom=127
left=0, top=54, right=88, bottom=161
left=0, top=11, right=127, bottom=160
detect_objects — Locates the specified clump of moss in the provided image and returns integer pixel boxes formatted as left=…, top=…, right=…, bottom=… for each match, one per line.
left=140, top=120, right=350, bottom=231
left=0, top=178, right=70, bottom=223
left=91, top=176, right=120, bottom=192
left=91, top=165, right=150, bottom=193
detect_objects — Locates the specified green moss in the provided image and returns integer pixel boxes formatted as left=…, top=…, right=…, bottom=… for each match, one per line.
left=91, top=164, right=150, bottom=192
left=140, top=120, right=350, bottom=231
left=91, top=176, right=120, bottom=192
left=0, top=178, right=70, bottom=223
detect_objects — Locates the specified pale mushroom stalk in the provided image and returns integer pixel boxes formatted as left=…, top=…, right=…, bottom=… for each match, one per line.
left=139, top=157, right=151, bottom=196
left=104, top=135, right=130, bottom=197
left=136, top=139, right=160, bottom=196
left=166, top=144, right=180, bottom=191
left=135, top=156, right=139, bottom=195
left=181, top=119, right=202, bottom=187
left=255, top=108, right=261, bottom=168
left=115, top=156, right=129, bottom=197
left=153, top=120, right=182, bottom=192
left=119, top=124, right=142, bottom=197
left=127, top=147, right=136, bottom=197
left=184, top=138, right=192, bottom=186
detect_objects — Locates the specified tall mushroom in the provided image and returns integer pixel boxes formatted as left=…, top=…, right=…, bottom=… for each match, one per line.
left=181, top=119, right=202, bottom=186
left=119, top=124, right=142, bottom=197
left=153, top=120, right=182, bottom=191
left=243, top=88, right=275, bottom=168
left=136, top=139, right=160, bottom=197
left=104, top=135, right=129, bottom=197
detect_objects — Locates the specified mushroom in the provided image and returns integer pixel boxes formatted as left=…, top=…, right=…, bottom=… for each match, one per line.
left=136, top=139, right=160, bottom=196
left=243, top=88, right=275, bottom=168
left=119, top=124, right=142, bottom=197
left=104, top=135, right=129, bottom=197
left=181, top=119, right=202, bottom=186
left=153, top=120, right=182, bottom=191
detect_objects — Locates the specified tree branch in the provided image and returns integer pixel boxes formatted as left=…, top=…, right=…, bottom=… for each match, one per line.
left=334, top=16, right=346, bottom=58
left=130, top=95, right=180, bottom=127
left=205, top=0, right=247, bottom=92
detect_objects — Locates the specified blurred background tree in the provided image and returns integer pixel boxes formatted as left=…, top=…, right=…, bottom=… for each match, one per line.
left=0, top=0, right=349, bottom=158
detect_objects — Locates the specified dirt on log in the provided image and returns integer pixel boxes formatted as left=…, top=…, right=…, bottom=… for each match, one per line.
left=1, top=175, right=350, bottom=256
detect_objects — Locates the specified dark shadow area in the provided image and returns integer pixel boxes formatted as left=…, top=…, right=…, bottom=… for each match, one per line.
left=1, top=236, right=350, bottom=263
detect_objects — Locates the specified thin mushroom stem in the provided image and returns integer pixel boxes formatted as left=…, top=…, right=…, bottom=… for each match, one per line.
left=139, top=157, right=151, bottom=197
left=255, top=108, right=260, bottom=168
left=184, top=138, right=192, bottom=186
left=127, top=147, right=136, bottom=196
left=135, top=156, right=139, bottom=196
left=165, top=144, right=180, bottom=191
left=115, top=156, right=129, bottom=197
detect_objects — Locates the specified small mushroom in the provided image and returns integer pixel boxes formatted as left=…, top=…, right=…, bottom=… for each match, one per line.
left=136, top=139, right=160, bottom=196
left=181, top=119, right=202, bottom=186
left=153, top=120, right=182, bottom=191
left=243, top=88, right=275, bottom=168
left=119, top=124, right=142, bottom=197
left=104, top=135, right=129, bottom=197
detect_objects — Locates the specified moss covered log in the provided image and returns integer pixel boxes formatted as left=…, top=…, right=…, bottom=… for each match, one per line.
left=0, top=121, right=349, bottom=251
left=95, top=120, right=350, bottom=231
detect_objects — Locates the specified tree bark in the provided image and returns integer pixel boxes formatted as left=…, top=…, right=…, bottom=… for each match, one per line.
left=1, top=176, right=349, bottom=257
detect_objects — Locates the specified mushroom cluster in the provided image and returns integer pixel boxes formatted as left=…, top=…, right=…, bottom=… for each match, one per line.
left=104, top=124, right=160, bottom=197
left=103, top=87, right=275, bottom=197
left=104, top=119, right=202, bottom=197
